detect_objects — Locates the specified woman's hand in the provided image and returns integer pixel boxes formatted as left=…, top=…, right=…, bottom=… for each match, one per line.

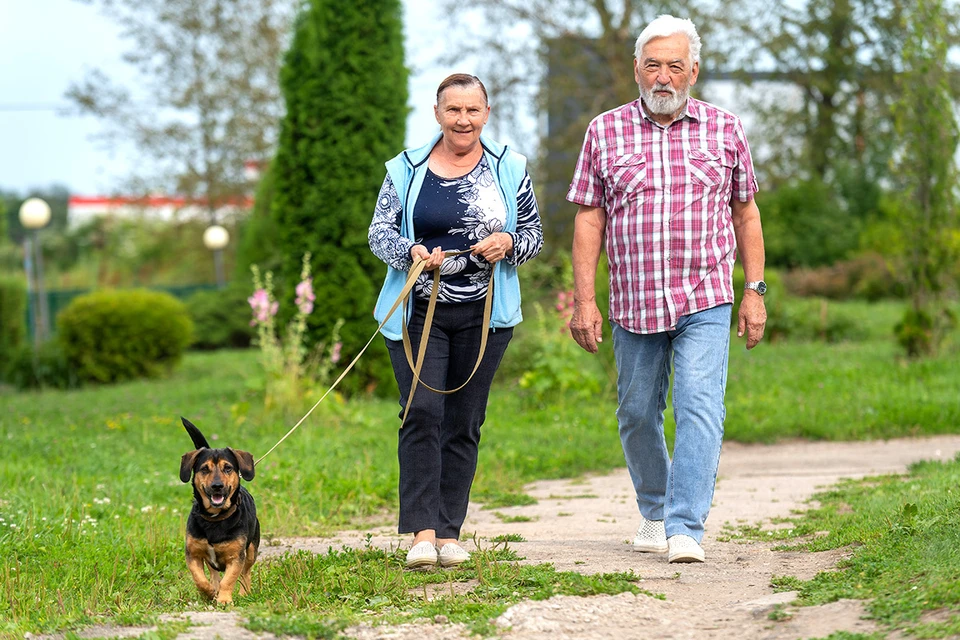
left=410, top=244, right=445, bottom=270
left=471, top=232, right=514, bottom=264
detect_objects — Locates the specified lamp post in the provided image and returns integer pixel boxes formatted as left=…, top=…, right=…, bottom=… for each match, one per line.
left=203, top=224, right=230, bottom=289
left=19, top=198, right=52, bottom=346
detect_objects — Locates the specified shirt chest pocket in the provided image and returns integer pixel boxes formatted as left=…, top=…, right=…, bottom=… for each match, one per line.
left=607, top=153, right=648, bottom=194
left=687, top=148, right=732, bottom=188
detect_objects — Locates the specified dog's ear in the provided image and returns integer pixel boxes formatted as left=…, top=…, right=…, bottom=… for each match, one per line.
left=180, top=450, right=201, bottom=483
left=229, top=449, right=255, bottom=481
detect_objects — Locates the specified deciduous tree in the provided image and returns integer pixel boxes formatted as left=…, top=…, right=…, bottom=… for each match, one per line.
left=67, top=0, right=294, bottom=220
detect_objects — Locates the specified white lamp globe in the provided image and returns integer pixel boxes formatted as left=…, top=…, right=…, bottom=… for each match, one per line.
left=19, top=198, right=52, bottom=230
left=203, top=225, right=230, bottom=250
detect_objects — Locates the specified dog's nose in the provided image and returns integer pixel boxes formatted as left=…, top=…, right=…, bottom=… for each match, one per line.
left=211, top=481, right=224, bottom=491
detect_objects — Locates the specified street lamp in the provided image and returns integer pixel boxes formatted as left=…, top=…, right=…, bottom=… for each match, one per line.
left=19, top=198, right=51, bottom=346
left=203, top=224, right=230, bottom=289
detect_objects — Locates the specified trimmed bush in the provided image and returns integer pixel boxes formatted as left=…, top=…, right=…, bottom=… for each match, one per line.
left=0, top=274, right=28, bottom=378
left=186, top=284, right=254, bottom=350
left=57, top=289, right=193, bottom=383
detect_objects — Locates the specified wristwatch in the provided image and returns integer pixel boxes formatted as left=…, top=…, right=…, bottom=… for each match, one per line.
left=744, top=280, right=767, bottom=296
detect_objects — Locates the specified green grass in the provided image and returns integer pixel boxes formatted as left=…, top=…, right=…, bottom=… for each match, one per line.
left=3, top=298, right=960, bottom=637
left=738, top=455, right=960, bottom=639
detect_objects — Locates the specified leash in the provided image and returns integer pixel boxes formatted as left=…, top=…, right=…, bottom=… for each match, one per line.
left=255, top=249, right=492, bottom=466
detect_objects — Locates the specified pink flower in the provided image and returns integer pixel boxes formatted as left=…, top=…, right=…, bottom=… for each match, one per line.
left=295, top=278, right=316, bottom=315
left=248, top=289, right=278, bottom=325
left=330, top=341, right=342, bottom=364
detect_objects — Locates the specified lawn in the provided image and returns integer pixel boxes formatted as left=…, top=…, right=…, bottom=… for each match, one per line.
left=2, top=299, right=959, bottom=637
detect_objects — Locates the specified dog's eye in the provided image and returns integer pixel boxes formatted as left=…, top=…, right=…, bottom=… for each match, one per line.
left=222, top=465, right=234, bottom=474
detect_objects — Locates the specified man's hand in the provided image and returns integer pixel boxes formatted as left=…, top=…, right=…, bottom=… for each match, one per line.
left=410, top=244, right=445, bottom=270
left=471, top=232, right=514, bottom=264
left=737, top=292, right=767, bottom=349
left=570, top=301, right=604, bottom=353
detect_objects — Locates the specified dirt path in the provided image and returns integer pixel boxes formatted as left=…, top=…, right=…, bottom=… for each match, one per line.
left=47, top=435, right=960, bottom=640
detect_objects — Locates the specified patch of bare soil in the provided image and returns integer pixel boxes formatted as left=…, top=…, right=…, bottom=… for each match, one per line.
left=47, top=436, right=960, bottom=640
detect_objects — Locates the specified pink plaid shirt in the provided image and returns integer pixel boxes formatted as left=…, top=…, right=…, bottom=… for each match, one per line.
left=567, top=97, right=759, bottom=334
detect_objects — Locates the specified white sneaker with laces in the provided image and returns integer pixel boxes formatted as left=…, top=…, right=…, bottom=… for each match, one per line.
left=405, top=541, right=438, bottom=570
left=632, top=516, right=668, bottom=553
left=438, top=543, right=471, bottom=568
left=667, top=534, right=705, bottom=563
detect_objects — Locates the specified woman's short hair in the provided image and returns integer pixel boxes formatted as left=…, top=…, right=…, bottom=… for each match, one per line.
left=436, top=74, right=488, bottom=106
left=634, top=15, right=702, bottom=64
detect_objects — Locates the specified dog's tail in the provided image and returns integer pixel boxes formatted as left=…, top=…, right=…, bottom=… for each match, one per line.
left=181, top=417, right=210, bottom=449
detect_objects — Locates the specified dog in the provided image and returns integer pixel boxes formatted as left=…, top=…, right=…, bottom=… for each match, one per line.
left=179, top=417, right=260, bottom=604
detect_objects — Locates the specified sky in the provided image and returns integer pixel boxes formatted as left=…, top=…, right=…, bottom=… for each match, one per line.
left=0, top=0, right=455, bottom=196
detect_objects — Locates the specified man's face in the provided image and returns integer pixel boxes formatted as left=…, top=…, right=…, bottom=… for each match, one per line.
left=634, top=33, right=699, bottom=116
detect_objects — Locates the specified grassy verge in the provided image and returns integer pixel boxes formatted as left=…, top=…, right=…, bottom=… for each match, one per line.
left=730, top=454, right=960, bottom=639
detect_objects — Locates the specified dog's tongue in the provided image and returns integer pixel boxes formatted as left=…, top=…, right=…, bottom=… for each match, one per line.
left=212, top=495, right=225, bottom=506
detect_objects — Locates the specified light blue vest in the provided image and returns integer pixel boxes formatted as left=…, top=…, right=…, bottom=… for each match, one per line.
left=373, top=133, right=527, bottom=341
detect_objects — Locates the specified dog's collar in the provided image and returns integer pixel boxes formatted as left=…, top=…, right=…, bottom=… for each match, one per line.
left=197, top=503, right=239, bottom=522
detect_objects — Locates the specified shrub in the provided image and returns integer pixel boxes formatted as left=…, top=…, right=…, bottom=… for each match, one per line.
left=57, top=289, right=193, bottom=383
left=782, top=253, right=906, bottom=301
left=0, top=275, right=27, bottom=377
left=3, top=340, right=78, bottom=390
left=186, top=284, right=254, bottom=350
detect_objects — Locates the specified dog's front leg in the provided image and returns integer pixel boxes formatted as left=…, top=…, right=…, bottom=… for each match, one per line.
left=215, top=559, right=244, bottom=604
left=186, top=553, right=216, bottom=600
left=213, top=540, right=247, bottom=604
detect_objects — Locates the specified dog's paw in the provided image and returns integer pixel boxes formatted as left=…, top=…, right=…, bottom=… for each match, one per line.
left=215, top=592, right=234, bottom=605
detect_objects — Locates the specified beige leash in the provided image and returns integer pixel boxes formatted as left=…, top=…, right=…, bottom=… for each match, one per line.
left=255, top=249, right=491, bottom=466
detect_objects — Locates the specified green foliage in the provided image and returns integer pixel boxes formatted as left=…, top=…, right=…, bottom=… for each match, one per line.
left=515, top=301, right=611, bottom=403
left=271, top=0, right=409, bottom=394
left=756, top=178, right=860, bottom=268
left=185, top=284, right=254, bottom=350
left=2, top=340, right=78, bottom=390
left=894, top=306, right=957, bottom=358
left=57, top=289, right=194, bottom=383
left=235, top=161, right=283, bottom=281
left=892, top=0, right=960, bottom=357
left=0, top=274, right=27, bottom=377
left=743, top=455, right=960, bottom=637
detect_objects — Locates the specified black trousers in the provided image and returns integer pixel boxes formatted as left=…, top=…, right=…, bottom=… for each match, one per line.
left=386, top=298, right=513, bottom=539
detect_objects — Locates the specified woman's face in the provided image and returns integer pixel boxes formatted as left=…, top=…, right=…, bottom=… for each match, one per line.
left=434, top=85, right=490, bottom=153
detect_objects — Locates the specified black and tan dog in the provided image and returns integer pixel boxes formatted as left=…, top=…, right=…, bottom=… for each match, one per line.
left=179, top=417, right=260, bottom=604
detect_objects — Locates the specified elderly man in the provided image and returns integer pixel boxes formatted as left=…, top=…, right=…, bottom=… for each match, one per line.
left=566, top=15, right=766, bottom=563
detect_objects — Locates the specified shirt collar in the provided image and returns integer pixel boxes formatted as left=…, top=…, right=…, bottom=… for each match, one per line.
left=636, top=97, right=701, bottom=126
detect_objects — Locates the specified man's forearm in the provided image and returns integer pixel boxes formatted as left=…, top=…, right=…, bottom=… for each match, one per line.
left=731, top=198, right=765, bottom=282
left=572, top=206, right=607, bottom=303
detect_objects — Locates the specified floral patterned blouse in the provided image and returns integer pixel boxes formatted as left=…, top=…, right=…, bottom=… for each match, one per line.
left=369, top=155, right=543, bottom=303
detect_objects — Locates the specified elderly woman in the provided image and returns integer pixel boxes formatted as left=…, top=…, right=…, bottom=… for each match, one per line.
left=369, top=73, right=543, bottom=570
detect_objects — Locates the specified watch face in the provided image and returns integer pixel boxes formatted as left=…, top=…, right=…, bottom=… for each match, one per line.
left=756, top=281, right=767, bottom=295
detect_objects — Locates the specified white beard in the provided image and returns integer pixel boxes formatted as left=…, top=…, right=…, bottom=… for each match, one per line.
left=640, top=82, right=689, bottom=116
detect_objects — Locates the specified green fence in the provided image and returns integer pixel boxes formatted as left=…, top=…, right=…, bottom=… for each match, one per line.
left=25, top=284, right=219, bottom=339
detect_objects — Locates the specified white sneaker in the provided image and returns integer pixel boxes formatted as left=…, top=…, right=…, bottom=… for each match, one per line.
left=632, top=516, right=668, bottom=553
left=437, top=543, right=471, bottom=568
left=405, top=541, right=438, bottom=570
left=667, top=534, right=705, bottom=563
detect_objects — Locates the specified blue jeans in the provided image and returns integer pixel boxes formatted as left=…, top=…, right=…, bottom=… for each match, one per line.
left=611, top=304, right=732, bottom=543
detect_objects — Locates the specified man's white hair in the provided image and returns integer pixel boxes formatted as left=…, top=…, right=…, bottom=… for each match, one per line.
left=634, top=15, right=702, bottom=64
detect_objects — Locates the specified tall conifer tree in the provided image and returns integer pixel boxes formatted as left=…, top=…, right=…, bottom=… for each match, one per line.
left=272, top=0, right=408, bottom=390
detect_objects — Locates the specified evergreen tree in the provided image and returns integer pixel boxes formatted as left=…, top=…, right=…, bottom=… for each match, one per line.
left=271, top=0, right=408, bottom=391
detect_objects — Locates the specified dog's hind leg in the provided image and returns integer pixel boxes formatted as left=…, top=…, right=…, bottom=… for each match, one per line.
left=238, top=541, right=257, bottom=595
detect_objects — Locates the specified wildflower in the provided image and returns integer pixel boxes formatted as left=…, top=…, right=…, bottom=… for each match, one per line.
left=330, top=341, right=343, bottom=364
left=248, top=289, right=278, bottom=326
left=295, top=278, right=316, bottom=315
